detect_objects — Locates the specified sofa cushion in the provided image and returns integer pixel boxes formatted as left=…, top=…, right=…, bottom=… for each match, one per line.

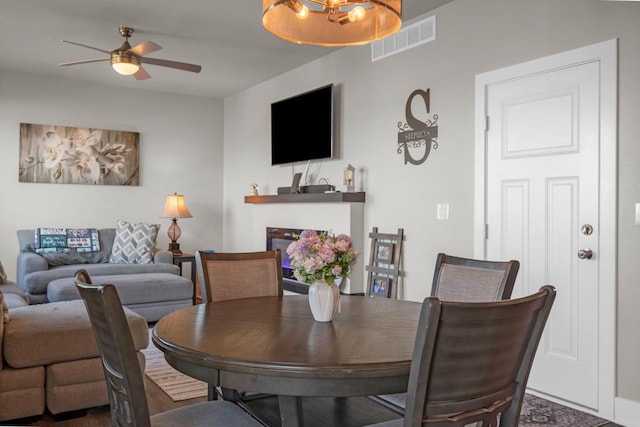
left=1, top=290, right=28, bottom=310
left=109, top=220, right=160, bottom=264
left=3, top=300, right=149, bottom=369
left=46, top=358, right=108, bottom=414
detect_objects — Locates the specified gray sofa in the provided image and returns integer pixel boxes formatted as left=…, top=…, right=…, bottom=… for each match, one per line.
left=16, top=228, right=193, bottom=321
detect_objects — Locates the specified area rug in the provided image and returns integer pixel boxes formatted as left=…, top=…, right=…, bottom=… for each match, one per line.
left=142, top=333, right=208, bottom=401
left=142, top=337, right=609, bottom=426
left=519, top=394, right=609, bottom=427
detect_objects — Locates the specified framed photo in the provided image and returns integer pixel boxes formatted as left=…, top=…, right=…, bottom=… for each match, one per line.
left=371, top=276, right=392, bottom=298
left=18, top=122, right=139, bottom=185
left=375, top=242, right=394, bottom=263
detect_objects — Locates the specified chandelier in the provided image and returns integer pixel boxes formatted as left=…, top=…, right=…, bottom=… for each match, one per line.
left=262, top=0, right=402, bottom=47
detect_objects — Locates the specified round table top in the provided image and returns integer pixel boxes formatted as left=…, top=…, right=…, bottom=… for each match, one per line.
left=153, top=295, right=421, bottom=380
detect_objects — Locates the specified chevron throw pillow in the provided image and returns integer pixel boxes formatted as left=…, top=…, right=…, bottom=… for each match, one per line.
left=109, top=220, right=160, bottom=264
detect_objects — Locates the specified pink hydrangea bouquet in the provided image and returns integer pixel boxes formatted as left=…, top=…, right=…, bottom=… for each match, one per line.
left=286, top=230, right=358, bottom=285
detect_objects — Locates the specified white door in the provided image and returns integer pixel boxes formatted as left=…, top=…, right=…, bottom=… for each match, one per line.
left=474, top=40, right=617, bottom=417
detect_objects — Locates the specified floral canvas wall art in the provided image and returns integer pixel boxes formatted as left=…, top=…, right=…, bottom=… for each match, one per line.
left=19, top=123, right=140, bottom=186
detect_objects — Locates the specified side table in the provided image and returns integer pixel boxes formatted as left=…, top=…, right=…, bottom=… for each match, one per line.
left=172, top=252, right=196, bottom=305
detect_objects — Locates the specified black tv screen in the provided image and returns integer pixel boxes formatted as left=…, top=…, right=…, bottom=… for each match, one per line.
left=271, top=84, right=334, bottom=166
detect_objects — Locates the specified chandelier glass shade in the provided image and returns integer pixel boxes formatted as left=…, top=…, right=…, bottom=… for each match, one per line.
left=262, top=0, right=402, bottom=47
left=111, top=53, right=140, bottom=75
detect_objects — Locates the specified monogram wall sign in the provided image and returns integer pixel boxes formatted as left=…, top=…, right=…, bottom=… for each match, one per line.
left=397, top=88, right=438, bottom=165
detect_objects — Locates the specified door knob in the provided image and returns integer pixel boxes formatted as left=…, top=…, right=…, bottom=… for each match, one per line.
left=578, top=249, right=593, bottom=260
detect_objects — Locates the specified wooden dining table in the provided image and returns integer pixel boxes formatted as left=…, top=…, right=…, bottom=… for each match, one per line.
left=152, top=295, right=421, bottom=427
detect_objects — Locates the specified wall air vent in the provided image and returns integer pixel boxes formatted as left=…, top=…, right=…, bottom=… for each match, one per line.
left=371, top=15, right=436, bottom=62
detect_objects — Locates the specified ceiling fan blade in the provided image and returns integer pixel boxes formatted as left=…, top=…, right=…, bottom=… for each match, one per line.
left=141, top=57, right=202, bottom=73
left=133, top=66, right=151, bottom=80
left=58, top=58, right=110, bottom=66
left=61, top=40, right=110, bottom=55
left=128, top=41, right=162, bottom=57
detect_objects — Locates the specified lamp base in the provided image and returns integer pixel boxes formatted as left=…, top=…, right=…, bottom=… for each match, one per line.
left=168, top=242, right=182, bottom=255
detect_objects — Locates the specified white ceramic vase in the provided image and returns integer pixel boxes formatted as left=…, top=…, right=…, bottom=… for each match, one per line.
left=308, top=280, right=341, bottom=322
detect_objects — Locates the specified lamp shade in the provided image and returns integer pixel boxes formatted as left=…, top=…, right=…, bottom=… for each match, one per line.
left=262, top=0, right=402, bottom=47
left=160, top=193, right=192, bottom=219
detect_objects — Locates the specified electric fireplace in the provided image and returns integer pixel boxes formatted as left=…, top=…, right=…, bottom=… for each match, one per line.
left=266, top=226, right=322, bottom=294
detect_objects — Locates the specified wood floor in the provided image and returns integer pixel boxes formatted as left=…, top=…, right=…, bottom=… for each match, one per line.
left=0, top=379, right=400, bottom=427
left=2, top=380, right=624, bottom=427
left=0, top=378, right=202, bottom=427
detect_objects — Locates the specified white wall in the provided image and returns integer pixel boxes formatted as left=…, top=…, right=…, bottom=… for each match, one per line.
left=0, top=71, right=225, bottom=279
left=223, top=0, right=640, bottom=415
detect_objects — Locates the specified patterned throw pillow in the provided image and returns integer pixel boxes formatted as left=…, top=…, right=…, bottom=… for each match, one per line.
left=109, top=220, right=160, bottom=264
left=0, top=261, right=6, bottom=284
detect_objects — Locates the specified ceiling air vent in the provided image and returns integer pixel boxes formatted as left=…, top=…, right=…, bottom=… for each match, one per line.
left=371, top=15, right=436, bottom=62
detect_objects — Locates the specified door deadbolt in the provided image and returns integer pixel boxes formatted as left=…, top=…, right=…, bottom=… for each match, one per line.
left=578, top=248, right=593, bottom=260
left=581, top=224, right=594, bottom=236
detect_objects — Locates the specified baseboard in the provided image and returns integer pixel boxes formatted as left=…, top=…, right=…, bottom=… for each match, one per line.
left=615, top=397, right=640, bottom=427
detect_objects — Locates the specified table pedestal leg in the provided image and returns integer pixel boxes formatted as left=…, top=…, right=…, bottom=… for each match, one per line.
left=278, top=395, right=304, bottom=427
left=207, top=384, right=217, bottom=401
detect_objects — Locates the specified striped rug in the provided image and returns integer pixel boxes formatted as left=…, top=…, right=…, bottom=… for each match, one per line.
left=142, top=333, right=208, bottom=401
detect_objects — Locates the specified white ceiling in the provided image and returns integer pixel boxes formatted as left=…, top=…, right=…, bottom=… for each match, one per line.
left=0, top=0, right=453, bottom=99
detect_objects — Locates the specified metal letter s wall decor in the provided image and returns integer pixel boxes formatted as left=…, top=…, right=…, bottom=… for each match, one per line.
left=397, top=88, right=438, bottom=165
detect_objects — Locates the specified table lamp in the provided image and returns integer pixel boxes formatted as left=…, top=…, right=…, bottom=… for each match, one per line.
left=160, top=193, right=192, bottom=255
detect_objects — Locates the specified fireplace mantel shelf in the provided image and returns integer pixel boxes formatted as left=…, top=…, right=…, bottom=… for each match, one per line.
left=244, top=192, right=366, bottom=204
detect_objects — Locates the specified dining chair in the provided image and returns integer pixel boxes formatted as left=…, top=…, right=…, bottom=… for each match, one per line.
left=365, top=227, right=404, bottom=299
left=375, top=252, right=520, bottom=414
left=74, top=269, right=262, bottom=427
left=195, top=250, right=283, bottom=404
left=195, top=250, right=283, bottom=304
left=365, top=285, right=556, bottom=427
left=430, top=252, right=520, bottom=302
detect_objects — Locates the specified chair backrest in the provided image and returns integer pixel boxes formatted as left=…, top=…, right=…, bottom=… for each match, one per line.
left=430, top=253, right=519, bottom=302
left=196, top=250, right=283, bottom=303
left=403, top=285, right=555, bottom=427
left=365, top=227, right=404, bottom=299
left=75, top=270, right=151, bottom=427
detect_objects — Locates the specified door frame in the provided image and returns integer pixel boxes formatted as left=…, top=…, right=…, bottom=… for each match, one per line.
left=473, top=39, right=617, bottom=419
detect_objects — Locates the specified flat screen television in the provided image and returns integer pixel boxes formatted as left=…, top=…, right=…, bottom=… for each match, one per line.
left=271, top=84, right=334, bottom=166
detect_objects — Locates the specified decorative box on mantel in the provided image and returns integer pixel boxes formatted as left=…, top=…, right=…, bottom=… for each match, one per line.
left=244, top=192, right=366, bottom=294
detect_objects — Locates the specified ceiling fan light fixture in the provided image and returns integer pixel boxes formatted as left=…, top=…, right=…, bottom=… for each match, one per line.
left=262, top=0, right=402, bottom=47
left=111, top=53, right=140, bottom=75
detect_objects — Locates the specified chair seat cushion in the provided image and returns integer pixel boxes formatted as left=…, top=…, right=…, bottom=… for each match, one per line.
left=3, top=300, right=148, bottom=369
left=150, top=400, right=263, bottom=427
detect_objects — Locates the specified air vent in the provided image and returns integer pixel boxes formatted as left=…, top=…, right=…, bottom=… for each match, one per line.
left=371, top=15, right=436, bottom=62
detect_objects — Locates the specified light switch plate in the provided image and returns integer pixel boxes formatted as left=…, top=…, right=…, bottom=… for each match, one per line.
left=636, top=203, right=640, bottom=225
left=437, top=203, right=449, bottom=220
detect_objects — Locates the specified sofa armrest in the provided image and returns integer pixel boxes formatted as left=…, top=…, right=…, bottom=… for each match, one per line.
left=17, top=252, right=47, bottom=288
left=153, top=250, right=174, bottom=265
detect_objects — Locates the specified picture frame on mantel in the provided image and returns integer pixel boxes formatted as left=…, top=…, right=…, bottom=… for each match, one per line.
left=18, top=122, right=139, bottom=186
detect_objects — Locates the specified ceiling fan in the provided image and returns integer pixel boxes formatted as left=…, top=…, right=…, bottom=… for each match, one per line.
left=58, top=26, right=202, bottom=80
